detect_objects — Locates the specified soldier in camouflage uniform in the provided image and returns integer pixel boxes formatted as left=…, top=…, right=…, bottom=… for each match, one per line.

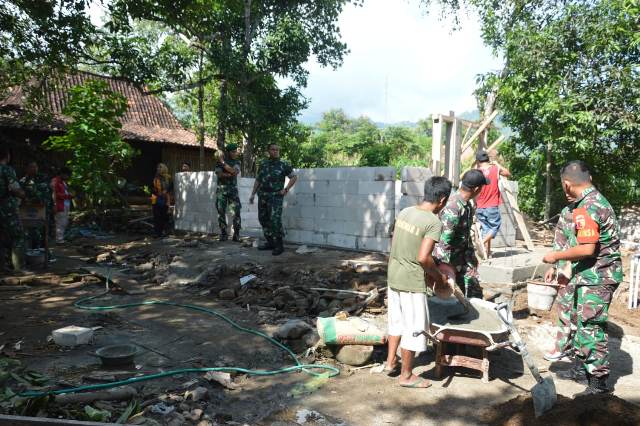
left=249, top=144, right=297, bottom=256
left=543, top=160, right=622, bottom=395
left=433, top=169, right=490, bottom=298
left=19, top=161, right=53, bottom=250
left=0, top=147, right=25, bottom=272
left=215, top=144, right=242, bottom=242
left=543, top=205, right=579, bottom=362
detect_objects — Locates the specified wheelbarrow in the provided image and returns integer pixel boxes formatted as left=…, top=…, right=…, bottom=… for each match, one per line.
left=414, top=298, right=512, bottom=383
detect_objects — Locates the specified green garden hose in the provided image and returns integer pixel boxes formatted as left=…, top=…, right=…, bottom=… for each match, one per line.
left=20, top=280, right=339, bottom=398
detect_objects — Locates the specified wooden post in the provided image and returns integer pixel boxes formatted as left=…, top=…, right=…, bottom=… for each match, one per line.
left=431, top=114, right=443, bottom=175
left=448, top=117, right=462, bottom=187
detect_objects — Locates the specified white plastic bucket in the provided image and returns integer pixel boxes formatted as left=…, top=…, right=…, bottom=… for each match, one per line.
left=527, top=283, right=558, bottom=311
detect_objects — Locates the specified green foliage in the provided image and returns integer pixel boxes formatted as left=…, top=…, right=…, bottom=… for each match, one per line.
left=423, top=0, right=640, bottom=217
left=279, top=109, right=432, bottom=171
left=44, top=80, right=136, bottom=208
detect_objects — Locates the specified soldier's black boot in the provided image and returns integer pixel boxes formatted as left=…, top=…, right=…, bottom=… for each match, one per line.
left=271, top=237, right=284, bottom=256
left=574, top=374, right=610, bottom=396
left=232, top=229, right=240, bottom=242
left=258, top=237, right=274, bottom=250
left=556, top=358, right=588, bottom=385
left=219, top=232, right=228, bottom=242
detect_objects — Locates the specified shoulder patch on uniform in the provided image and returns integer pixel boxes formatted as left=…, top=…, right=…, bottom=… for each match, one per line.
left=573, top=207, right=599, bottom=244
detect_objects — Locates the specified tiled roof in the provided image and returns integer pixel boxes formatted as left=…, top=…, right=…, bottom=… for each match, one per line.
left=0, top=71, right=217, bottom=149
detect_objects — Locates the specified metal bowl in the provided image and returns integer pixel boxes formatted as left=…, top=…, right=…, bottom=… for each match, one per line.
left=94, top=344, right=140, bottom=367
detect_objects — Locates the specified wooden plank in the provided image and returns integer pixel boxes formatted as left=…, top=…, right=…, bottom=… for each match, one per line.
left=0, top=415, right=116, bottom=425
left=473, top=221, right=487, bottom=260
left=461, top=134, right=506, bottom=163
left=501, top=182, right=535, bottom=250
left=460, top=109, right=499, bottom=155
left=431, top=115, right=444, bottom=175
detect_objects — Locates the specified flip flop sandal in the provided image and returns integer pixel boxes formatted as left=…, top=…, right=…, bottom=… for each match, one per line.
left=399, top=377, right=432, bottom=389
left=370, top=362, right=401, bottom=376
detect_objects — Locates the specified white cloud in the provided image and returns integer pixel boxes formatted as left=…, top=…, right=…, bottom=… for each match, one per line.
left=298, top=0, right=503, bottom=124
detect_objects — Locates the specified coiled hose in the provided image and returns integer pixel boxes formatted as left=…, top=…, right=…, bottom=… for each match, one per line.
left=20, top=283, right=338, bottom=398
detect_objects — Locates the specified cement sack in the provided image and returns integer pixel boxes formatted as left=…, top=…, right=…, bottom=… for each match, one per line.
left=317, top=316, right=386, bottom=345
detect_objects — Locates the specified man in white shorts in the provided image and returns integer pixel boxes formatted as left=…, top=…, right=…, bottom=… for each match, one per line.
left=384, top=176, right=452, bottom=388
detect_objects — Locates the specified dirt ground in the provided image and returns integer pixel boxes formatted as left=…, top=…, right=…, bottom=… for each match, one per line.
left=1, top=230, right=639, bottom=425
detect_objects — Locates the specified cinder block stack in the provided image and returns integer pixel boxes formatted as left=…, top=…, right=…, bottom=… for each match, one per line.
left=283, top=167, right=396, bottom=252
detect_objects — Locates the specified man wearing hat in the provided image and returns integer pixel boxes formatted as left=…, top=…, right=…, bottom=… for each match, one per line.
left=433, top=169, right=490, bottom=298
left=215, top=144, right=242, bottom=241
left=475, top=150, right=511, bottom=258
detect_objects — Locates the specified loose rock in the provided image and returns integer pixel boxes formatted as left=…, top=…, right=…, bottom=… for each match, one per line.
left=335, top=345, right=374, bottom=366
left=218, top=289, right=236, bottom=300
left=273, top=319, right=313, bottom=340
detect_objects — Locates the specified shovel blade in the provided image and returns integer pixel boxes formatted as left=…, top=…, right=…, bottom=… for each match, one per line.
left=532, top=376, right=557, bottom=417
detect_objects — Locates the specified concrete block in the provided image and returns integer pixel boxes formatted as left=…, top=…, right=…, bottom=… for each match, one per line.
left=478, top=251, right=545, bottom=284
left=357, top=181, right=394, bottom=195
left=356, top=236, right=391, bottom=252
left=399, top=195, right=422, bottom=210
left=327, top=233, right=357, bottom=249
left=401, top=181, right=425, bottom=197
left=311, top=232, right=328, bottom=245
left=401, top=167, right=432, bottom=182
left=375, top=222, right=393, bottom=237
left=343, top=221, right=376, bottom=237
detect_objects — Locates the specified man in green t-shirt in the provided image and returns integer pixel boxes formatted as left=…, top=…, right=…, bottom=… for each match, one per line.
left=383, top=176, right=452, bottom=388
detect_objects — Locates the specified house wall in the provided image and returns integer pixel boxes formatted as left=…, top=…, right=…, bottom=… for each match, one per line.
left=162, top=145, right=216, bottom=175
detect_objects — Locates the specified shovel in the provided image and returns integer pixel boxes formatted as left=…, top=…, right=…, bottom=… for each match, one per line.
left=495, top=303, right=557, bottom=417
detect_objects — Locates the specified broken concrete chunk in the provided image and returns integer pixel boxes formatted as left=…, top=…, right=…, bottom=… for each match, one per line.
left=273, top=319, right=312, bottom=340
left=204, top=371, right=238, bottom=390
left=185, top=386, right=208, bottom=402
left=335, top=345, right=374, bottom=366
left=303, top=330, right=321, bottom=348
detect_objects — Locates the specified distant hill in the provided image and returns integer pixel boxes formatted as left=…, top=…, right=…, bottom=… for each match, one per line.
left=299, top=109, right=512, bottom=136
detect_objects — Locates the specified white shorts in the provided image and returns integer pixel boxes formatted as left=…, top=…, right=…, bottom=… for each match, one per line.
left=387, top=287, right=430, bottom=353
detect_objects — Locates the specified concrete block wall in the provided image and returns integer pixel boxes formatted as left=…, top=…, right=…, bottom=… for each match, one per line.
left=174, top=167, right=396, bottom=252
left=174, top=173, right=262, bottom=236
left=283, top=167, right=395, bottom=252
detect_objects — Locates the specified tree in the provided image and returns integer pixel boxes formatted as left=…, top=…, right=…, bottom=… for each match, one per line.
left=106, top=0, right=356, bottom=175
left=422, top=0, right=640, bottom=218
left=44, top=80, right=136, bottom=208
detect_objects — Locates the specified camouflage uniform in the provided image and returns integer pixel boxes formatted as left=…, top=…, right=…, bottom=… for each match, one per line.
left=19, top=174, right=53, bottom=249
left=256, top=159, right=294, bottom=240
left=0, top=164, right=24, bottom=269
left=553, top=205, right=579, bottom=354
left=215, top=158, right=242, bottom=235
left=433, top=192, right=482, bottom=298
left=567, top=186, right=622, bottom=378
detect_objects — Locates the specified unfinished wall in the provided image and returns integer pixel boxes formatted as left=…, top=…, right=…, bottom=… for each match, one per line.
left=174, top=167, right=396, bottom=251
left=395, top=167, right=518, bottom=248
left=174, top=173, right=262, bottom=236
left=282, top=167, right=396, bottom=252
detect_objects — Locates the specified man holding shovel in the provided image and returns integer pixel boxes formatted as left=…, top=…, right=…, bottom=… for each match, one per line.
left=542, top=160, right=623, bottom=395
left=381, top=176, right=452, bottom=388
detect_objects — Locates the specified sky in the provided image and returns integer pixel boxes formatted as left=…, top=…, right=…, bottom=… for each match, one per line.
left=296, top=0, right=503, bottom=124
left=88, top=0, right=503, bottom=125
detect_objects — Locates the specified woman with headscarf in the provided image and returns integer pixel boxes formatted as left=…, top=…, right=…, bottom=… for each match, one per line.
left=151, top=163, right=172, bottom=237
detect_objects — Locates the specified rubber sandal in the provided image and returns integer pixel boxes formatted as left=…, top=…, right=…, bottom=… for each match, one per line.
left=370, top=362, right=400, bottom=375
left=400, top=376, right=432, bottom=388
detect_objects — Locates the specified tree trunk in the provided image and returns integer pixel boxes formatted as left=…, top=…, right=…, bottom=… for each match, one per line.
left=544, top=139, right=552, bottom=221
left=242, top=132, right=255, bottom=177
left=197, top=52, right=205, bottom=170
left=216, top=79, right=227, bottom=150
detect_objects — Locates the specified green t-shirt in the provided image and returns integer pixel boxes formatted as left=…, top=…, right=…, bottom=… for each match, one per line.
left=387, top=206, right=443, bottom=293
